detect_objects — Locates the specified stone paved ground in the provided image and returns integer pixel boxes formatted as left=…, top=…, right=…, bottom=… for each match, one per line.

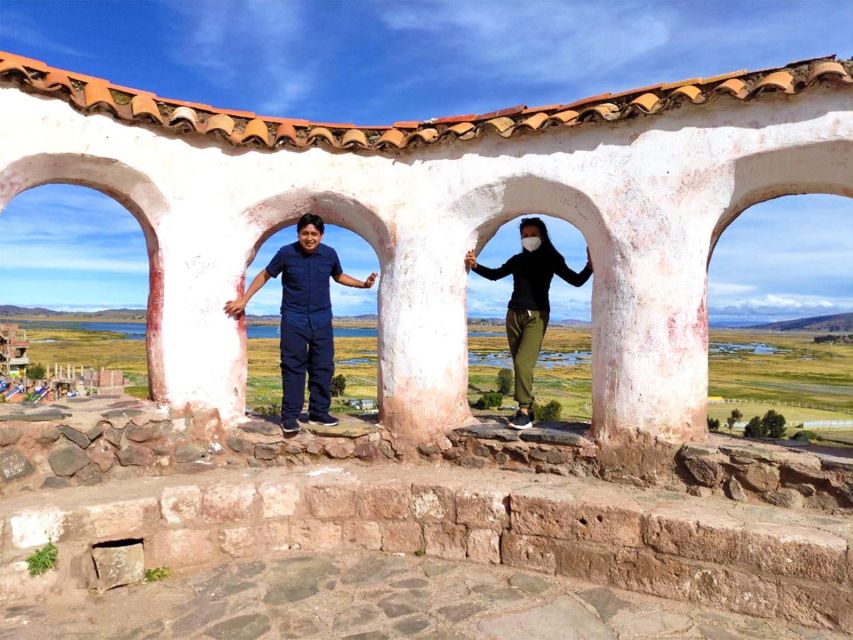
left=1, top=551, right=847, bottom=640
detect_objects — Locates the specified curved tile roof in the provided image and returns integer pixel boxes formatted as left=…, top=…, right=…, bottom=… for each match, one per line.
left=1, top=51, right=851, bottom=155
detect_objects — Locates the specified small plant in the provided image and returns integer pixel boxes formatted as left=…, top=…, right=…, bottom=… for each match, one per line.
left=791, top=430, right=818, bottom=443
left=413, top=548, right=426, bottom=557
left=707, top=417, right=721, bottom=432
left=726, top=409, right=742, bottom=431
left=761, top=410, right=786, bottom=439
left=496, top=368, right=513, bottom=396
left=26, top=362, right=46, bottom=380
left=474, top=391, right=503, bottom=410
left=144, top=567, right=171, bottom=582
left=26, top=541, right=58, bottom=577
left=331, top=374, right=347, bottom=397
left=743, top=416, right=764, bottom=438
left=253, top=404, right=279, bottom=417
left=533, top=400, right=562, bottom=423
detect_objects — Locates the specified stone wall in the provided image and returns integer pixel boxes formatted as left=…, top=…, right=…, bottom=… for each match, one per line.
left=1, top=464, right=850, bottom=633
left=442, top=424, right=853, bottom=515
left=0, top=399, right=399, bottom=498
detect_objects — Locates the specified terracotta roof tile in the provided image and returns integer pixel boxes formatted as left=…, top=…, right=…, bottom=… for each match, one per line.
left=130, top=94, right=163, bottom=124
left=238, top=118, right=271, bottom=147
left=0, top=50, right=849, bottom=154
left=205, top=113, right=236, bottom=137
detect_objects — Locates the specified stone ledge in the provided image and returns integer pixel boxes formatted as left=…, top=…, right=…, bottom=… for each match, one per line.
left=1, top=463, right=850, bottom=633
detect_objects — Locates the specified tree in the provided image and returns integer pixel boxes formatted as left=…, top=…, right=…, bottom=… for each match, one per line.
left=27, top=363, right=46, bottom=380
left=743, top=416, right=765, bottom=438
left=726, top=408, right=742, bottom=431
left=761, top=410, right=786, bottom=439
left=330, top=374, right=347, bottom=397
left=707, top=417, right=720, bottom=432
left=496, top=368, right=513, bottom=396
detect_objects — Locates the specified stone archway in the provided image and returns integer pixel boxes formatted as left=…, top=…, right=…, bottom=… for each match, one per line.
left=0, top=153, right=169, bottom=401
left=450, top=174, right=613, bottom=438
left=236, top=190, right=394, bottom=423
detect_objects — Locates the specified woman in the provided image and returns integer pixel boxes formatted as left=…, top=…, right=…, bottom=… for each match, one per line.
left=465, top=217, right=593, bottom=429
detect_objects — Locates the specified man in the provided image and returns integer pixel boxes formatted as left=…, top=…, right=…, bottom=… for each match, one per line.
left=225, top=214, right=377, bottom=434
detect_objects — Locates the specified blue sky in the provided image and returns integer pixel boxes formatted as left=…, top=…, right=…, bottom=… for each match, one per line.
left=0, top=0, right=851, bottom=323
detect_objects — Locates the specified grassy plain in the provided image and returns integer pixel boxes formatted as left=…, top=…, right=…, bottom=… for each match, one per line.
left=15, top=323, right=853, bottom=436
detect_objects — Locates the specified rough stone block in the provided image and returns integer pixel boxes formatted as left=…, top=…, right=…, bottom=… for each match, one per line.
left=36, top=424, right=61, bottom=444
left=173, top=442, right=207, bottom=463
left=324, top=439, right=356, bottom=459
left=511, top=486, right=643, bottom=547
left=305, top=483, right=359, bottom=519
left=737, top=463, right=780, bottom=492
left=254, top=443, right=282, bottom=460
left=776, top=580, right=853, bottom=633
left=341, top=521, right=382, bottom=550
left=0, top=448, right=35, bottom=482
left=117, top=443, right=156, bottom=467
left=288, top=518, right=342, bottom=551
left=411, top=484, right=456, bottom=522
left=160, top=485, right=203, bottom=525
left=75, top=464, right=104, bottom=486
left=48, top=445, right=90, bottom=477
left=91, top=543, right=145, bottom=591
left=87, top=439, right=117, bottom=472
left=380, top=521, right=424, bottom=554
left=258, top=479, right=303, bottom=519
left=10, top=508, right=66, bottom=549
left=682, top=456, right=724, bottom=487
left=147, top=529, right=220, bottom=569
left=500, top=532, right=557, bottom=575
left=467, top=528, right=500, bottom=564
left=424, top=523, right=468, bottom=560
left=59, top=425, right=91, bottom=448
left=125, top=421, right=165, bottom=443
left=455, top=489, right=509, bottom=529
left=642, top=505, right=742, bottom=565
left=554, top=540, right=617, bottom=584
left=0, top=426, right=22, bottom=446
left=219, top=522, right=290, bottom=558
left=80, top=497, right=160, bottom=541
left=741, top=523, right=848, bottom=582
left=202, top=481, right=257, bottom=523
left=358, top=482, right=412, bottom=520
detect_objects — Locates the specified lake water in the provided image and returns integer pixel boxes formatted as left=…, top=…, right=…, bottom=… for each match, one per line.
left=709, top=342, right=780, bottom=354
left=19, top=320, right=500, bottom=341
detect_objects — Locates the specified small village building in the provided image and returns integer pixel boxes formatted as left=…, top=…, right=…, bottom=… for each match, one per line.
left=0, top=323, right=29, bottom=375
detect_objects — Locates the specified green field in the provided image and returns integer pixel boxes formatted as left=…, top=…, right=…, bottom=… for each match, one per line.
left=12, top=324, right=853, bottom=438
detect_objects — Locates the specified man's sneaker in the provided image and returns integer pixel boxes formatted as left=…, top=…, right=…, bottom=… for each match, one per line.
left=280, top=417, right=301, bottom=434
left=309, top=413, right=340, bottom=427
left=508, top=411, right=533, bottom=430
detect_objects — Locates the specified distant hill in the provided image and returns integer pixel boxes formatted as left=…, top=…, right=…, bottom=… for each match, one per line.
left=0, top=305, right=146, bottom=320
left=749, top=312, right=853, bottom=332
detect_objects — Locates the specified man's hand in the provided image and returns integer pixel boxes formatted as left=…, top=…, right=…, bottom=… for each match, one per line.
left=364, top=272, right=379, bottom=289
left=224, top=298, right=247, bottom=319
left=465, top=250, right=477, bottom=269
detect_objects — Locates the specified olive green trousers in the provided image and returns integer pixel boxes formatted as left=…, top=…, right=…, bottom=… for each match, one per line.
left=505, top=309, right=549, bottom=408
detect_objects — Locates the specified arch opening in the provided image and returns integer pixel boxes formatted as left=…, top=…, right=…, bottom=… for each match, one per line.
left=0, top=153, right=168, bottom=402
left=706, top=193, right=853, bottom=447
left=467, top=214, right=596, bottom=429
left=236, top=192, right=391, bottom=425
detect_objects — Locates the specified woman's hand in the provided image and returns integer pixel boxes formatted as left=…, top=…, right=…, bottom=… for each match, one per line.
left=364, top=272, right=378, bottom=288
left=465, top=250, right=477, bottom=269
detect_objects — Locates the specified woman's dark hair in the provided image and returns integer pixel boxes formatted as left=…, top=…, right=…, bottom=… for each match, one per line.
left=297, top=213, right=325, bottom=234
left=519, top=216, right=557, bottom=254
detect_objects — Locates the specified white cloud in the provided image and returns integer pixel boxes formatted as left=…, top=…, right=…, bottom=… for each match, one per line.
left=166, top=1, right=314, bottom=113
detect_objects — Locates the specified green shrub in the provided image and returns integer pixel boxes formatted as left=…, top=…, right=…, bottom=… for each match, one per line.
left=533, top=400, right=562, bottom=423
left=475, top=391, right=503, bottom=410
left=331, top=374, right=347, bottom=397
left=707, top=417, right=721, bottom=432
left=26, top=541, right=58, bottom=577
left=791, top=430, right=818, bottom=442
left=496, top=368, right=513, bottom=396
left=253, top=404, right=279, bottom=417
left=743, top=416, right=765, bottom=438
left=144, top=567, right=171, bottom=582
left=726, top=409, right=742, bottom=431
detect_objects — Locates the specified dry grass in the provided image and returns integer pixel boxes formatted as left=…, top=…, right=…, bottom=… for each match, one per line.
left=20, top=324, right=853, bottom=425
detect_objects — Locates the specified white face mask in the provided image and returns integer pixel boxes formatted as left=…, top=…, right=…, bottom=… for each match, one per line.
left=521, top=237, right=542, bottom=252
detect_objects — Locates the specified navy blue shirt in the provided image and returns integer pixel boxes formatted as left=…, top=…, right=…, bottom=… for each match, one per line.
left=265, top=242, right=343, bottom=328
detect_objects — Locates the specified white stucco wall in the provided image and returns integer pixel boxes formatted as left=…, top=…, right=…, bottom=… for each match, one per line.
left=0, top=85, right=851, bottom=448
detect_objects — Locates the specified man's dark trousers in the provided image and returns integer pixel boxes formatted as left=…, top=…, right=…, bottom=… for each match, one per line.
left=280, top=320, right=334, bottom=419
